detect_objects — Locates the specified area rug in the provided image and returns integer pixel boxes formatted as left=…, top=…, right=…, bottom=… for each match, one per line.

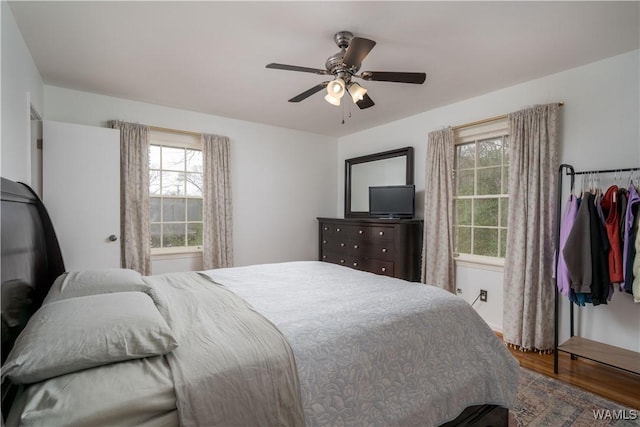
left=510, top=368, right=639, bottom=426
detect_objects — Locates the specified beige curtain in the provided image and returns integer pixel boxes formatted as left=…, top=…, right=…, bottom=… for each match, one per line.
left=202, top=134, right=233, bottom=270
left=422, top=127, right=455, bottom=292
left=503, top=104, right=560, bottom=352
left=107, top=120, right=151, bottom=275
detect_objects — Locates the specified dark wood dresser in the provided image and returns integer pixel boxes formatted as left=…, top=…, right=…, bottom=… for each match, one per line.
left=318, top=217, right=423, bottom=282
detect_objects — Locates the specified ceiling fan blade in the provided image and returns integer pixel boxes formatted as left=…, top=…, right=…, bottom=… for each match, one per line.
left=360, top=71, right=426, bottom=84
left=266, top=63, right=328, bottom=75
left=342, top=37, right=376, bottom=69
left=288, top=82, right=329, bottom=103
left=356, top=93, right=375, bottom=109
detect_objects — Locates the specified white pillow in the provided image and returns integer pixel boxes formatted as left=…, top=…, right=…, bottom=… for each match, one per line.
left=43, top=269, right=151, bottom=304
left=2, top=292, right=178, bottom=384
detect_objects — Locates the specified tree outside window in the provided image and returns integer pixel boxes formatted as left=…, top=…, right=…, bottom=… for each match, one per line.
left=149, top=144, right=203, bottom=251
left=453, top=135, right=509, bottom=259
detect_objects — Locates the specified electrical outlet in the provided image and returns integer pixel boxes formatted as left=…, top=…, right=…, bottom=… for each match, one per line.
left=480, top=289, right=488, bottom=302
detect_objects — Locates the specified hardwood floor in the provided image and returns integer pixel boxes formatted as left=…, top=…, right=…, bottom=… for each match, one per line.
left=504, top=341, right=640, bottom=410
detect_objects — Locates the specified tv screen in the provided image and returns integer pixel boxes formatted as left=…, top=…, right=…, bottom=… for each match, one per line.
left=369, top=185, right=415, bottom=218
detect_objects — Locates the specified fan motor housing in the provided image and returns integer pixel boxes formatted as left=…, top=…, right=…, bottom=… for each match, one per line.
left=325, top=31, right=360, bottom=77
left=334, top=31, right=353, bottom=49
left=326, top=52, right=347, bottom=73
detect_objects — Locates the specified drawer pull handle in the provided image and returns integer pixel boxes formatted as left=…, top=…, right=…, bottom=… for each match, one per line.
left=322, top=255, right=326, bottom=259
left=340, top=259, right=345, bottom=264
left=340, top=243, right=345, bottom=247
left=324, top=227, right=329, bottom=231
left=354, top=244, right=359, bottom=249
left=358, top=230, right=364, bottom=234
left=353, top=262, right=358, bottom=267
left=379, top=231, right=384, bottom=236
left=323, top=240, right=327, bottom=244
left=381, top=267, right=386, bottom=272
left=382, top=248, right=387, bottom=253
left=336, top=228, right=342, bottom=232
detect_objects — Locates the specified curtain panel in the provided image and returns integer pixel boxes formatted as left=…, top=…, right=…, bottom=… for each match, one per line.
left=107, top=120, right=151, bottom=275
left=202, top=134, right=233, bottom=270
left=502, top=103, right=560, bottom=352
left=422, top=127, right=456, bottom=292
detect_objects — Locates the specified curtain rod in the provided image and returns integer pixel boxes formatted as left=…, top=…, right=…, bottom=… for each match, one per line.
left=149, top=125, right=202, bottom=137
left=452, top=102, right=564, bottom=131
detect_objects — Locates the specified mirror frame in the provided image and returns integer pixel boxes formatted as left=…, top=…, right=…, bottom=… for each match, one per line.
left=344, top=147, right=414, bottom=218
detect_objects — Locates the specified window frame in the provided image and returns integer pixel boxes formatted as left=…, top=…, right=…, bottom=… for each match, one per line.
left=148, top=130, right=204, bottom=256
left=453, top=119, right=509, bottom=269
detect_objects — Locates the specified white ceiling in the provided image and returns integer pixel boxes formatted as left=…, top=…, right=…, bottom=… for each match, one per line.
left=9, top=1, right=640, bottom=138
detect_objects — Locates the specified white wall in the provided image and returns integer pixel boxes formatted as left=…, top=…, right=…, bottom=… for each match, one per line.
left=44, top=86, right=338, bottom=271
left=1, top=2, right=44, bottom=183
left=338, top=50, right=640, bottom=351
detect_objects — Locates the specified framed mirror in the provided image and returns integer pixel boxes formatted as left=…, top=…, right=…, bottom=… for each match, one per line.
left=345, top=147, right=414, bottom=218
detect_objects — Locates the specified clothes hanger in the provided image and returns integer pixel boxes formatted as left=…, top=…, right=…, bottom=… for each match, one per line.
left=610, top=171, right=616, bottom=203
left=569, top=169, right=575, bottom=194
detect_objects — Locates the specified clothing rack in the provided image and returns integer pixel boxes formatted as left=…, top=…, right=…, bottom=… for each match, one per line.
left=553, top=164, right=640, bottom=375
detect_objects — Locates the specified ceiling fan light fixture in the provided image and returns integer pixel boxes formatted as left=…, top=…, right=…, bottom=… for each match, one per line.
left=324, top=93, right=341, bottom=106
left=327, top=78, right=345, bottom=98
left=348, top=82, right=367, bottom=103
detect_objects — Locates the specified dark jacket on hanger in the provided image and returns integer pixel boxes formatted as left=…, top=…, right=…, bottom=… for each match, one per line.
left=564, top=192, right=611, bottom=305
left=564, top=193, right=592, bottom=294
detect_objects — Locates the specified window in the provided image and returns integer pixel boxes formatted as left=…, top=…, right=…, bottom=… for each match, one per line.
left=453, top=119, right=509, bottom=263
left=149, top=131, right=203, bottom=254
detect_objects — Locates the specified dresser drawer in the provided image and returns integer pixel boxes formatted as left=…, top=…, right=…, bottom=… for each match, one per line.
left=368, top=226, right=394, bottom=242
left=322, top=251, right=392, bottom=276
left=321, top=238, right=372, bottom=258
left=361, top=241, right=394, bottom=261
left=321, top=251, right=363, bottom=269
left=321, top=223, right=368, bottom=239
left=365, top=259, right=394, bottom=277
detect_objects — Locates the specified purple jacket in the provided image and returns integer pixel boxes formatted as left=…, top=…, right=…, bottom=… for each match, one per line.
left=623, top=184, right=639, bottom=290
left=557, top=195, right=578, bottom=296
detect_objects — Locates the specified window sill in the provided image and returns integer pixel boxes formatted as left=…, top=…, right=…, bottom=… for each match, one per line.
left=152, top=249, right=203, bottom=261
left=454, top=255, right=504, bottom=272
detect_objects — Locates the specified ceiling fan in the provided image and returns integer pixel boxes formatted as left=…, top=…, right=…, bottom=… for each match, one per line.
left=266, top=31, right=426, bottom=110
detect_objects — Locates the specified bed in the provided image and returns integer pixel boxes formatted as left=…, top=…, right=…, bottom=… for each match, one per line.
left=1, top=177, right=519, bottom=426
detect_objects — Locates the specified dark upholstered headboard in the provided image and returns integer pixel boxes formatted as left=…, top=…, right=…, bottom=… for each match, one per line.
left=1, top=178, right=65, bottom=417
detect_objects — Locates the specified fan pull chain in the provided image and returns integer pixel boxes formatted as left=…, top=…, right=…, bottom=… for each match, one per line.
left=341, top=102, right=345, bottom=124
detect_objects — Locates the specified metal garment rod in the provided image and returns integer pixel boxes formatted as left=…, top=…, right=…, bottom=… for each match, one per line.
left=568, top=166, right=639, bottom=175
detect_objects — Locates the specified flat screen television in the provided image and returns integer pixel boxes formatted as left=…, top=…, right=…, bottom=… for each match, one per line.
left=369, top=185, right=415, bottom=218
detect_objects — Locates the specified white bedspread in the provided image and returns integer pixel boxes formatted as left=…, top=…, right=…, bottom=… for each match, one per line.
left=203, top=261, right=520, bottom=427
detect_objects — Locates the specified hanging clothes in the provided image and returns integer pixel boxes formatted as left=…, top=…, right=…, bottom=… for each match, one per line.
left=563, top=192, right=611, bottom=305
left=623, top=184, right=640, bottom=293
left=601, top=185, right=624, bottom=284
left=633, top=212, right=640, bottom=303
left=618, top=188, right=628, bottom=242
left=563, top=193, right=592, bottom=294
left=556, top=194, right=578, bottom=296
